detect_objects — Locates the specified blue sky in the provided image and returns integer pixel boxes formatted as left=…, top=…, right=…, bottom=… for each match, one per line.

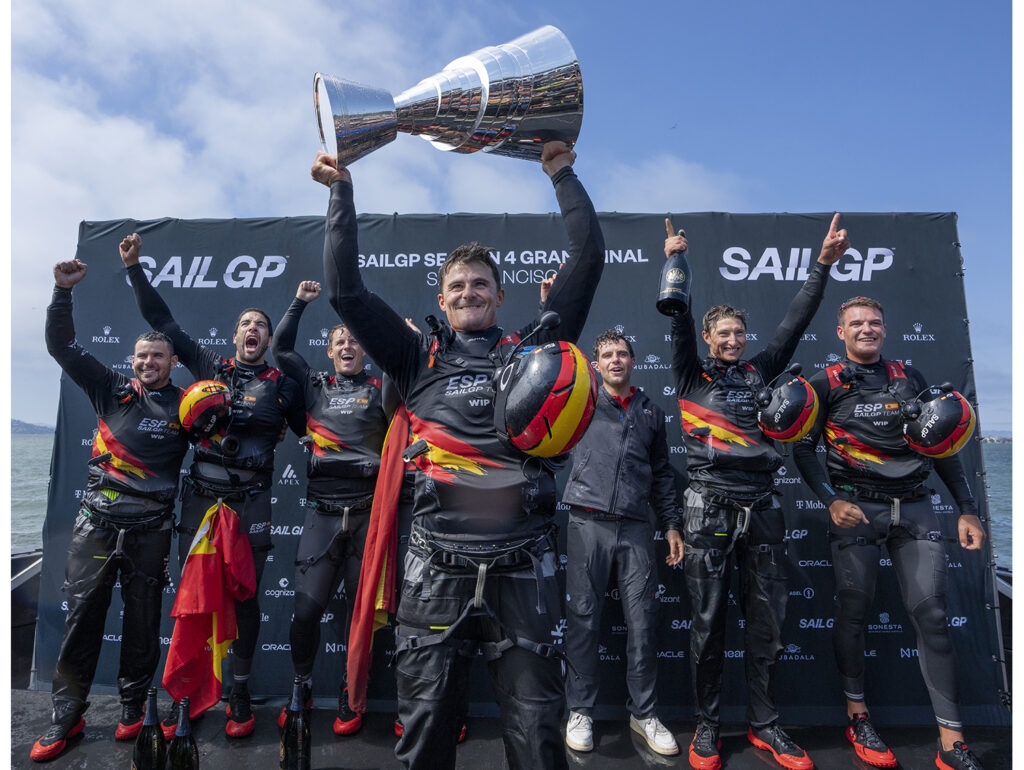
left=9, top=0, right=1011, bottom=429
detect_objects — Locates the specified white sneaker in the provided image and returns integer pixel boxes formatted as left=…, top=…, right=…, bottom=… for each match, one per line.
left=629, top=714, right=679, bottom=756
left=565, top=711, right=594, bottom=752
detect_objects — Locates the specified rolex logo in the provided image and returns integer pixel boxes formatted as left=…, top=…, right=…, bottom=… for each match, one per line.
left=913, top=322, right=923, bottom=333
left=103, top=325, right=111, bottom=335
left=614, top=324, right=625, bottom=334
left=209, top=328, right=218, bottom=336
left=321, top=328, right=329, bottom=338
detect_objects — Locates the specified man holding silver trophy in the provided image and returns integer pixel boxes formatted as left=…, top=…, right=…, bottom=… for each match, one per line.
left=311, top=26, right=601, bottom=770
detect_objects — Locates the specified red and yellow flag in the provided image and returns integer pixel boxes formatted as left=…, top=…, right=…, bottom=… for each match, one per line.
left=346, top=405, right=409, bottom=714
left=162, top=500, right=256, bottom=716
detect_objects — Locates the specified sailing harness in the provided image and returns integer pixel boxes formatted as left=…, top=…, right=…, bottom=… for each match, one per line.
left=689, top=481, right=780, bottom=576
left=395, top=524, right=565, bottom=666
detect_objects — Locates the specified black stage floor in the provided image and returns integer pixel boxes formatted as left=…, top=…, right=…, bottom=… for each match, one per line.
left=10, top=689, right=1011, bottom=769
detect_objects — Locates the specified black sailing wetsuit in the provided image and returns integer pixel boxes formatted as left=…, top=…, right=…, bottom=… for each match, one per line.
left=46, top=284, right=189, bottom=721
left=321, top=167, right=604, bottom=770
left=271, top=297, right=390, bottom=685
left=127, top=264, right=305, bottom=674
left=671, top=261, right=830, bottom=729
left=792, top=357, right=978, bottom=730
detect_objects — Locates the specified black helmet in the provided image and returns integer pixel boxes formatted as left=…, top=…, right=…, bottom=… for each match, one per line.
left=494, top=340, right=598, bottom=457
left=179, top=380, right=231, bottom=440
left=757, top=375, right=819, bottom=442
left=903, top=388, right=976, bottom=458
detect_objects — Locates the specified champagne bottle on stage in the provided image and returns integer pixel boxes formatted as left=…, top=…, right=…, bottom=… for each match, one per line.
left=657, top=219, right=693, bottom=316
left=130, top=687, right=166, bottom=770
left=280, top=676, right=312, bottom=770
left=167, top=697, right=199, bottom=769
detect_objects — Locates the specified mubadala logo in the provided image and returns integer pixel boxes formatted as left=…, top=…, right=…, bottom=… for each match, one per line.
left=634, top=353, right=670, bottom=371
left=815, top=352, right=843, bottom=370
left=279, top=464, right=300, bottom=485
left=598, top=644, right=622, bottom=661
left=92, top=323, right=120, bottom=343
left=903, top=322, right=936, bottom=342
left=131, top=254, right=289, bottom=289
left=198, top=327, right=229, bottom=346
left=780, top=643, right=815, bottom=661
left=868, top=611, right=903, bottom=634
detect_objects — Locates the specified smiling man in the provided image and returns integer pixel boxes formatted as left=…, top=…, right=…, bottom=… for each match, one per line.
left=312, top=140, right=605, bottom=770
left=560, top=330, right=683, bottom=757
left=32, top=259, right=190, bottom=762
left=270, top=280, right=392, bottom=738
left=792, top=297, right=986, bottom=770
left=665, top=215, right=847, bottom=770
left=121, top=233, right=305, bottom=739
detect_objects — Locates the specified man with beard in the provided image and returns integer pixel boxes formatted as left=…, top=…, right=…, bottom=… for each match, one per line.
left=311, top=140, right=605, bottom=770
left=32, top=257, right=189, bottom=761
left=121, top=233, right=305, bottom=739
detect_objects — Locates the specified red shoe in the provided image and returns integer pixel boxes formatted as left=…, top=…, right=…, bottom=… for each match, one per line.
left=225, top=684, right=255, bottom=738
left=748, top=724, right=814, bottom=770
left=845, top=714, right=897, bottom=768
left=688, top=721, right=722, bottom=770
left=114, top=700, right=145, bottom=740
left=394, top=718, right=404, bottom=738
left=333, top=688, right=363, bottom=735
left=936, top=739, right=984, bottom=770
left=30, top=718, right=85, bottom=762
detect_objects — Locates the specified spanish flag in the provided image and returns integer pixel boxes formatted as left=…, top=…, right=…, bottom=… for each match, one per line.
left=162, top=500, right=256, bottom=715
left=346, top=405, right=409, bottom=714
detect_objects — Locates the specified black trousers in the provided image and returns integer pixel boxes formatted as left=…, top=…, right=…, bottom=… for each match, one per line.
left=52, top=510, right=171, bottom=719
left=682, top=486, right=788, bottom=728
left=288, top=500, right=371, bottom=679
left=830, top=493, right=961, bottom=729
left=394, top=541, right=566, bottom=770
left=564, top=512, right=659, bottom=718
left=178, top=481, right=270, bottom=670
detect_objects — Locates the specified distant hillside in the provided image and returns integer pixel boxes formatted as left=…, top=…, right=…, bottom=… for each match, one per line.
left=12, top=420, right=54, bottom=435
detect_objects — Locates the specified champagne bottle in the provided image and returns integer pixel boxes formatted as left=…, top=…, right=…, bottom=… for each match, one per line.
left=167, top=696, right=199, bottom=769
left=657, top=249, right=693, bottom=316
left=130, top=687, right=166, bottom=770
left=280, top=677, right=312, bottom=770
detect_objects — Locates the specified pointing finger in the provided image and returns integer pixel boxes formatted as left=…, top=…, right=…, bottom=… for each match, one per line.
left=665, top=218, right=675, bottom=239
left=829, top=212, right=840, bottom=237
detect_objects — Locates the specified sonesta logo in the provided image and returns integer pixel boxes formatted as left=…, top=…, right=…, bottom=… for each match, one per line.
left=131, top=254, right=289, bottom=289
left=719, top=247, right=893, bottom=282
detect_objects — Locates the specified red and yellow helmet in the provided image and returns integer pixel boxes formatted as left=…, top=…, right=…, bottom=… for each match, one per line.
left=904, top=389, right=976, bottom=458
left=495, top=341, right=599, bottom=457
left=179, top=380, right=232, bottom=440
left=757, top=375, right=819, bottom=442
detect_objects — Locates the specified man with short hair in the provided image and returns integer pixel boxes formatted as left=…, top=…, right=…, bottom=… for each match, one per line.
left=665, top=215, right=848, bottom=770
left=122, top=233, right=305, bottom=738
left=32, top=257, right=190, bottom=762
left=270, top=280, right=392, bottom=736
left=792, top=297, right=985, bottom=770
left=561, top=329, right=684, bottom=756
left=312, top=140, right=605, bottom=770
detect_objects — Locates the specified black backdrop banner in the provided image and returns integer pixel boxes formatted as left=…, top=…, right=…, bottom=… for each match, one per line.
left=34, top=210, right=1008, bottom=726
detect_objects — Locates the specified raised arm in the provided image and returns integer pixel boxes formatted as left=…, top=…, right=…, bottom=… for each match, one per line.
left=313, top=153, right=421, bottom=390
left=533, top=143, right=606, bottom=345
left=271, top=281, right=319, bottom=383
left=120, top=233, right=211, bottom=376
left=754, top=214, right=847, bottom=380
left=46, top=260, right=120, bottom=400
left=664, top=221, right=703, bottom=395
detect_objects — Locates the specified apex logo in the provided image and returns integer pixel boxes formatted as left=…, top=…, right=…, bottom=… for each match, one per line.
left=279, top=464, right=300, bottom=485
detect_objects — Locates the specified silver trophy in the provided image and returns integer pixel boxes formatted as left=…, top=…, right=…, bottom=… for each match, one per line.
left=314, top=25, right=583, bottom=164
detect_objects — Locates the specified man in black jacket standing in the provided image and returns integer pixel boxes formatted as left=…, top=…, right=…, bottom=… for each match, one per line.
left=32, top=257, right=189, bottom=761
left=561, top=329, right=683, bottom=756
